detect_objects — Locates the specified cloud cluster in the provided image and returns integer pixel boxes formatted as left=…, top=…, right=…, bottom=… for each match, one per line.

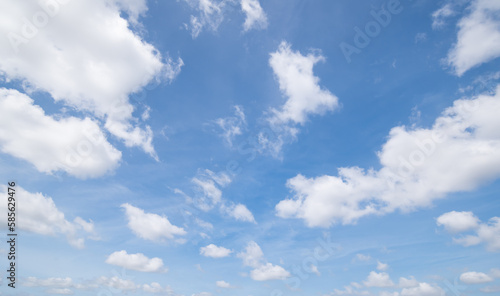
left=241, top=0, right=268, bottom=31
left=237, top=241, right=290, bottom=281
left=200, top=244, right=233, bottom=258
left=0, top=0, right=182, bottom=177
left=276, top=85, right=500, bottom=227
left=437, top=211, right=500, bottom=251
left=0, top=186, right=97, bottom=248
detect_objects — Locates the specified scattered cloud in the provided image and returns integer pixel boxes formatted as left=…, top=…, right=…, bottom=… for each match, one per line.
left=438, top=211, right=500, bottom=251
left=222, top=203, right=256, bottom=223
left=447, top=0, right=500, bottom=76
left=184, top=0, right=226, bottom=38
left=431, top=4, right=454, bottom=29
left=276, top=85, right=500, bottom=227
left=0, top=186, right=96, bottom=248
left=105, top=250, right=167, bottom=273
left=400, top=282, right=444, bottom=296
left=200, top=244, right=233, bottom=258
left=363, top=271, right=394, bottom=287
left=237, top=241, right=290, bottom=281
left=241, top=0, right=268, bottom=32
left=212, top=105, right=246, bottom=147
left=121, top=203, right=186, bottom=242
left=377, top=261, right=389, bottom=271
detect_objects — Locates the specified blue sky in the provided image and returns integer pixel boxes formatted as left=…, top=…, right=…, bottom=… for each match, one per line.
left=1, top=0, right=500, bottom=295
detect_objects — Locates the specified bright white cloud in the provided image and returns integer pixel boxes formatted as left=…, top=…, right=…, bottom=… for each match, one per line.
left=438, top=211, right=500, bottom=251
left=238, top=241, right=290, bottom=281
left=184, top=0, right=225, bottom=38
left=0, top=0, right=182, bottom=157
left=200, top=244, right=233, bottom=258
left=431, top=4, right=454, bottom=29
left=0, top=88, right=121, bottom=179
left=276, top=86, right=500, bottom=227
left=460, top=271, right=494, bottom=284
left=105, top=250, right=166, bottom=273
left=437, top=211, right=480, bottom=233
left=121, top=203, right=186, bottom=242
left=260, top=41, right=339, bottom=156
left=363, top=271, right=394, bottom=287
left=241, top=0, right=268, bottom=31
left=400, top=282, right=444, bottom=296
left=447, top=0, right=500, bottom=76
left=0, top=186, right=96, bottom=248
left=250, top=262, right=291, bottom=281
left=216, top=280, right=231, bottom=288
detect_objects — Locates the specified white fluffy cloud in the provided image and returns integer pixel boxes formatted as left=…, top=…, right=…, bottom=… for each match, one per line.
left=0, top=0, right=182, bottom=157
left=400, top=283, right=444, bottom=296
left=0, top=88, right=121, bottom=179
left=0, top=186, right=97, bottom=248
left=436, top=211, right=479, bottom=233
left=260, top=41, right=339, bottom=156
left=276, top=85, right=500, bottom=227
left=237, top=241, right=290, bottom=281
left=200, top=244, right=233, bottom=258
left=222, top=203, right=256, bottom=223
left=363, top=271, right=394, bottom=287
left=438, top=211, right=500, bottom=251
left=377, top=261, right=389, bottom=271
left=142, top=282, right=174, bottom=294
left=241, top=0, right=268, bottom=31
left=105, top=250, right=166, bottom=273
left=447, top=0, right=500, bottom=76
left=460, top=271, right=493, bottom=284
left=215, top=280, right=231, bottom=288
left=121, top=203, right=186, bottom=242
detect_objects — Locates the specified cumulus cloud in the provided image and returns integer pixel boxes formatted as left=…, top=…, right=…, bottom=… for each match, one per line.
left=121, top=203, right=186, bottom=242
left=437, top=211, right=500, bottom=251
left=276, top=85, right=500, bottom=227
left=447, top=0, right=500, bottom=76
left=0, top=0, right=182, bottom=157
left=200, top=244, right=233, bottom=258
left=142, top=282, right=174, bottom=294
left=0, top=186, right=97, bottom=248
left=222, top=203, right=256, bottom=223
left=363, top=271, right=394, bottom=287
left=400, top=282, right=444, bottom=296
left=398, top=276, right=419, bottom=288
left=241, top=0, right=268, bottom=31
left=377, top=261, right=389, bottom=271
left=460, top=271, right=493, bottom=284
left=436, top=211, right=480, bottom=233
left=0, top=88, right=121, bottom=179
left=216, top=280, right=231, bottom=288
left=237, top=241, right=290, bottom=281
left=105, top=250, right=166, bottom=273
left=260, top=41, right=339, bottom=156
